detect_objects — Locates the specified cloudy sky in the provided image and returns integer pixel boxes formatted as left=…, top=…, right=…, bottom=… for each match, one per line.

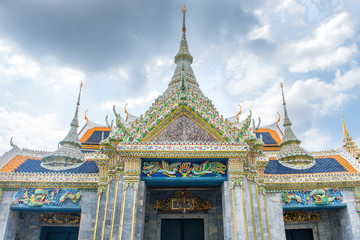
left=0, top=0, right=359, bottom=155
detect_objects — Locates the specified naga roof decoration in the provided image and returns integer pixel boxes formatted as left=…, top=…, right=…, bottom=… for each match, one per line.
left=41, top=83, right=85, bottom=170
left=101, top=7, right=261, bottom=150
left=277, top=83, right=315, bottom=169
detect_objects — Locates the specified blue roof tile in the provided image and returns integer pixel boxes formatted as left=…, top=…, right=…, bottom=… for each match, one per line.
left=14, top=159, right=99, bottom=173
left=85, top=131, right=110, bottom=144
left=264, top=158, right=347, bottom=174
left=255, top=132, right=277, bottom=145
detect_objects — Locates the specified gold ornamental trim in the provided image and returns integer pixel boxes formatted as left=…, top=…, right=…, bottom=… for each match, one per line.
left=153, top=190, right=211, bottom=211
left=283, top=210, right=320, bottom=222
left=39, top=212, right=81, bottom=224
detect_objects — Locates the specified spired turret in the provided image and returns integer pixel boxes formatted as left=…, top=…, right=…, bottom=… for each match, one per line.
left=277, top=83, right=315, bottom=169
left=340, top=109, right=360, bottom=159
left=41, top=83, right=85, bottom=170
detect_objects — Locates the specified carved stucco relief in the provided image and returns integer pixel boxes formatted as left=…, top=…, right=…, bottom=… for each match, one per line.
left=152, top=114, right=217, bottom=143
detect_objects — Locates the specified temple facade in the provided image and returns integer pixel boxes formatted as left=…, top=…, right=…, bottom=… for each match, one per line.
left=1, top=6, right=360, bottom=240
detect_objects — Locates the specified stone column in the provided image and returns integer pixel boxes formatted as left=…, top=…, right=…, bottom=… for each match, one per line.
left=78, top=191, right=99, bottom=240
left=265, top=192, right=286, bottom=240
left=224, top=155, right=274, bottom=240
left=117, top=157, right=144, bottom=240
left=339, top=190, right=360, bottom=239
left=0, top=191, right=18, bottom=239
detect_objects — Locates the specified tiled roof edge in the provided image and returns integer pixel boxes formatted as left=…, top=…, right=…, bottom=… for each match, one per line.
left=335, top=148, right=360, bottom=171
left=21, top=148, right=53, bottom=158
left=0, top=146, right=20, bottom=170
left=310, top=148, right=360, bottom=171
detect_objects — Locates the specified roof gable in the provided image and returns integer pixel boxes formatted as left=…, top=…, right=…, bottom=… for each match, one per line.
left=148, top=111, right=220, bottom=143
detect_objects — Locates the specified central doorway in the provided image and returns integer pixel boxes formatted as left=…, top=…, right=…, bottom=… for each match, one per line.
left=161, top=219, right=204, bottom=240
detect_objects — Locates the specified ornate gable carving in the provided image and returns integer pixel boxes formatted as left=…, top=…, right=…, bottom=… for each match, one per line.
left=151, top=114, right=218, bottom=143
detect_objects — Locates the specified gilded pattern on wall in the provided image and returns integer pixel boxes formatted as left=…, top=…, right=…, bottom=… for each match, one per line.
left=228, top=158, right=244, bottom=189
left=13, top=188, right=81, bottom=207
left=282, top=188, right=343, bottom=206
left=153, top=190, right=211, bottom=211
left=283, top=210, right=321, bottom=222
left=123, top=157, right=141, bottom=190
left=142, top=160, right=226, bottom=178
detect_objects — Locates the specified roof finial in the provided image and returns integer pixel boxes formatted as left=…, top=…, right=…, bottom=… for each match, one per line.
left=72, top=82, right=83, bottom=127
left=182, top=5, right=186, bottom=40
left=276, top=112, right=281, bottom=127
left=280, top=82, right=288, bottom=119
left=236, top=104, right=242, bottom=122
left=125, top=103, right=129, bottom=122
left=84, top=109, right=89, bottom=124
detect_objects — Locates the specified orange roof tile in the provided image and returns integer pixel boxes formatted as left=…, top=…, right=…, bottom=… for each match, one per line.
left=0, top=155, right=41, bottom=173
left=80, top=127, right=110, bottom=143
left=256, top=128, right=282, bottom=145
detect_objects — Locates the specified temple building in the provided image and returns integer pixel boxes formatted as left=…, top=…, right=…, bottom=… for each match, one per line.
left=1, top=6, right=360, bottom=240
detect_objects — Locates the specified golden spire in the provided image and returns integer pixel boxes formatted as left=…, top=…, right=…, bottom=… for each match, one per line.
left=340, top=107, right=360, bottom=159
left=339, top=107, right=349, bottom=138
left=182, top=5, right=186, bottom=40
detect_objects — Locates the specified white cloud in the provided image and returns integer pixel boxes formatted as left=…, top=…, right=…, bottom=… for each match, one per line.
left=0, top=54, right=40, bottom=80
left=238, top=84, right=283, bottom=126
left=225, top=52, right=279, bottom=96
left=118, top=68, right=129, bottom=80
left=0, top=38, right=85, bottom=92
left=300, top=128, right=333, bottom=150
left=288, top=12, right=357, bottom=72
left=145, top=56, right=173, bottom=85
left=248, top=25, right=270, bottom=40
left=45, top=67, right=85, bottom=92
left=0, top=40, right=12, bottom=53
left=0, top=106, right=66, bottom=154
left=101, top=90, right=161, bottom=113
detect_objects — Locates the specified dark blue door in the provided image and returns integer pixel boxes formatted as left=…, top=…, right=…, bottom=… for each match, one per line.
left=286, top=229, right=314, bottom=240
left=161, top=219, right=204, bottom=240
left=40, top=227, right=79, bottom=240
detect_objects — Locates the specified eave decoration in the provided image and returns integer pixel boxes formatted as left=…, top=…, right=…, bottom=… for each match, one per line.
left=13, top=188, right=81, bottom=207
left=153, top=190, right=211, bottom=212
left=282, top=188, right=343, bottom=206
left=142, top=160, right=226, bottom=178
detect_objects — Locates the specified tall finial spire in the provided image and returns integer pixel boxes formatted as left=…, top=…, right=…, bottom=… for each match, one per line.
left=41, top=82, right=85, bottom=170
left=71, top=82, right=83, bottom=128
left=281, top=82, right=291, bottom=126
left=182, top=5, right=186, bottom=40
